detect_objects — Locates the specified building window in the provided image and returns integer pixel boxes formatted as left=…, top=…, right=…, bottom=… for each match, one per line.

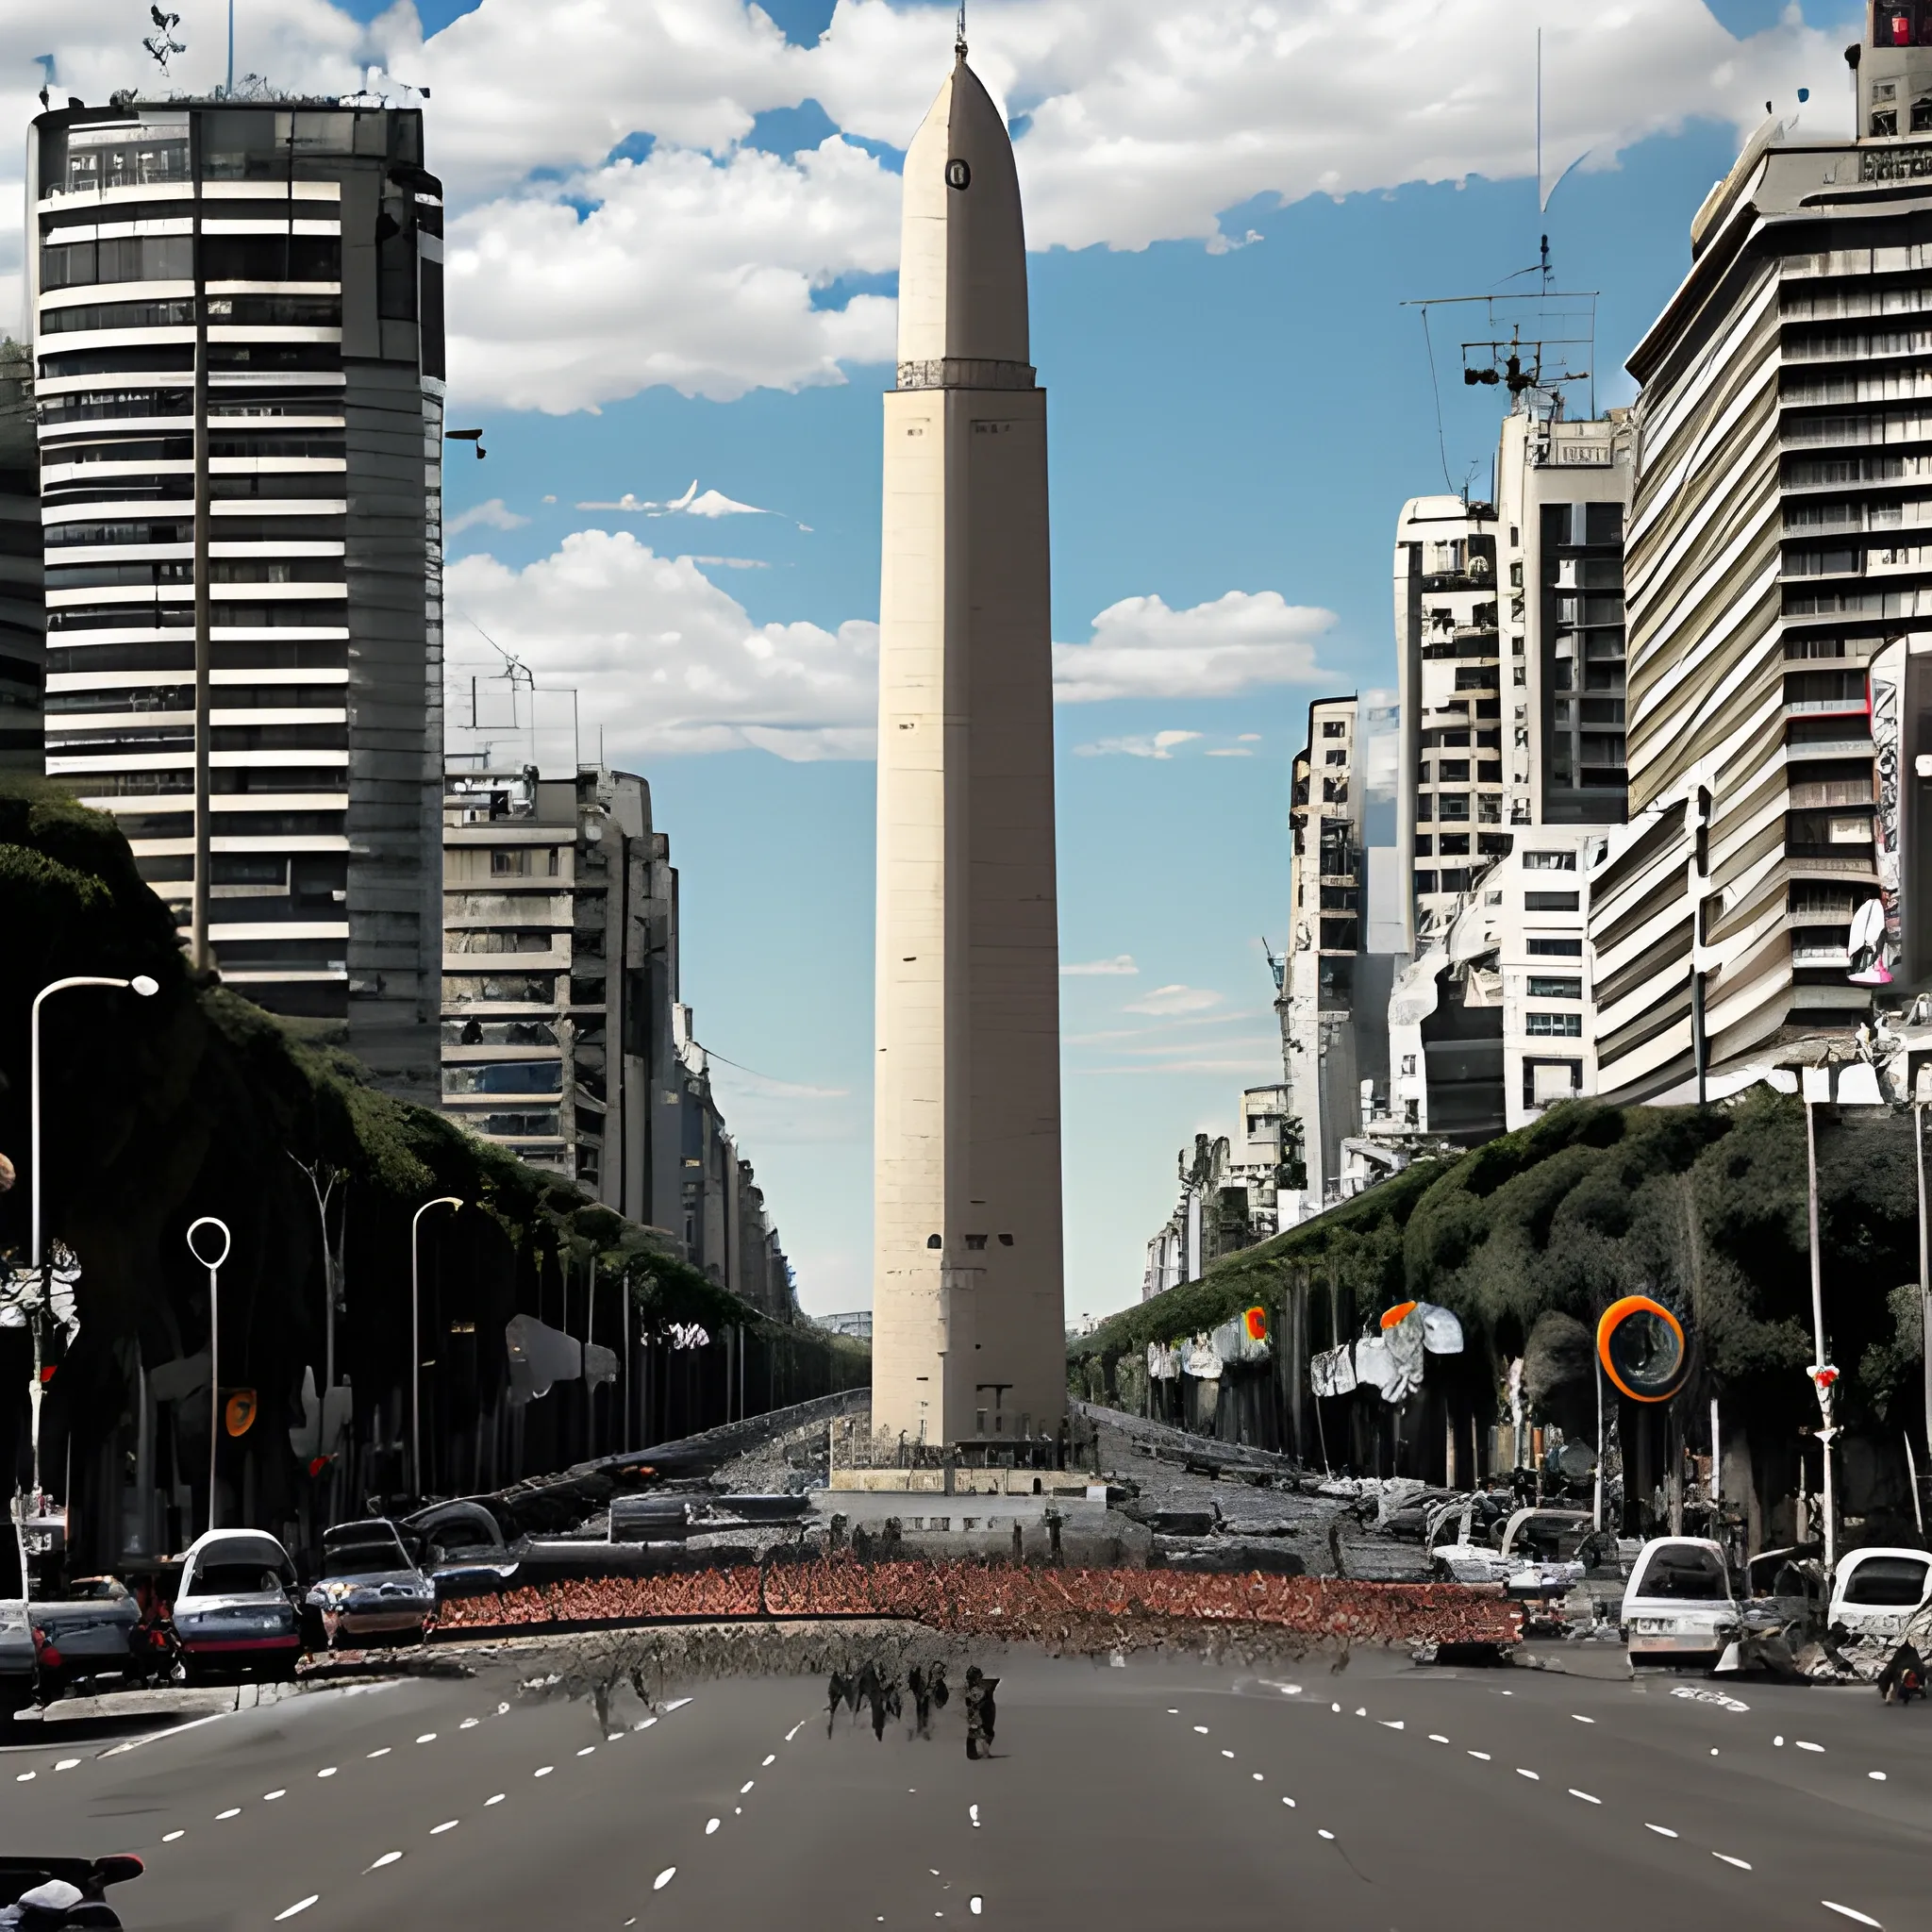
left=1438, top=833, right=1471, bottom=855
left=1523, top=850, right=1577, bottom=871
left=1525, top=976, right=1582, bottom=999
left=1322, top=720, right=1346, bottom=738
left=1414, top=870, right=1438, bottom=893
left=1414, top=835, right=1434, bottom=856
left=1439, top=793, right=1470, bottom=821
left=1524, top=1011, right=1583, bottom=1037
left=1524, top=891, right=1580, bottom=911
left=1525, top=937, right=1583, bottom=957
left=491, top=849, right=530, bottom=876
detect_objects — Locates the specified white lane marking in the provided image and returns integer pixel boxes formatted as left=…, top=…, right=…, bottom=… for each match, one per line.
left=1281, top=1685, right=1303, bottom=1696
left=741, top=1781, right=755, bottom=1793
left=13, top=1774, right=31, bottom=1783
left=1711, top=1749, right=1720, bottom=1757
left=706, top=1819, right=720, bottom=1835
left=100, top=1712, right=230, bottom=1759
left=1569, top=1790, right=1601, bottom=1805
left=1330, top=1703, right=1341, bottom=1713
left=577, top=1746, right=595, bottom=1757
left=216, top=1807, right=241, bottom=1821
left=1428, top=1734, right=1449, bottom=1744
left=1166, top=1708, right=1178, bottom=1715
left=1822, top=1906, right=1883, bottom=1928
left=366, top=1749, right=389, bottom=1760
left=1318, top=1829, right=1336, bottom=1840
left=1572, top=1714, right=1594, bottom=1724
left=1252, top=1773, right=1263, bottom=1782
left=762, top=1753, right=775, bottom=1766
left=1774, top=1736, right=1785, bottom=1747
left=1869, top=1772, right=1888, bottom=1781
left=367, top=1853, right=403, bottom=1872
left=486, top=1794, right=505, bottom=1807
left=430, top=1821, right=458, bottom=1836
left=1281, top=1797, right=1296, bottom=1808
left=497, top=1703, right=509, bottom=1715
left=460, top=1718, right=478, bottom=1729
left=534, top=1766, right=554, bottom=1777
left=1468, top=1751, right=1491, bottom=1761
left=970, top=1902, right=982, bottom=1917
left=1380, top=1721, right=1403, bottom=1731
left=1354, top=1707, right=1367, bottom=1717
left=784, top=1723, right=804, bottom=1742
left=161, top=1832, right=184, bottom=1844
left=654, top=1868, right=675, bottom=1890
left=318, top=1767, right=337, bottom=1777
left=1796, top=1740, right=1824, bottom=1754
left=1193, top=1725, right=1208, bottom=1734
left=1516, top=1769, right=1540, bottom=1781
left=1714, top=1854, right=1753, bottom=1871
left=969, top=1805, right=980, bottom=1828
left=53, top=1758, right=79, bottom=1772
left=1221, top=1750, right=1235, bottom=1759
left=416, top=1733, right=437, bottom=1744
left=1645, top=1824, right=1678, bottom=1840
left=274, top=1897, right=318, bottom=1920
left=264, top=1789, right=287, bottom=1800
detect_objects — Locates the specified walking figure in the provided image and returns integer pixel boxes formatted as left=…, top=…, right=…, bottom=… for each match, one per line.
left=826, top=1671, right=850, bottom=1737
left=866, top=1670, right=900, bottom=1740
left=964, top=1664, right=999, bottom=1759
left=908, top=1664, right=932, bottom=1739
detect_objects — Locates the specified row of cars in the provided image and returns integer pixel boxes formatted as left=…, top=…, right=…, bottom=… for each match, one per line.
left=2, top=1517, right=446, bottom=1705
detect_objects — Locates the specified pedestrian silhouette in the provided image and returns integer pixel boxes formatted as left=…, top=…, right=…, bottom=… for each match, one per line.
left=826, top=1671, right=849, bottom=1737
left=964, top=1664, right=1000, bottom=1759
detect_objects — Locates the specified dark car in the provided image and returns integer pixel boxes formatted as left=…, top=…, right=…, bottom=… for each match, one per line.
left=304, top=1520, right=436, bottom=1649
left=171, top=1530, right=301, bottom=1684
left=27, top=1580, right=142, bottom=1701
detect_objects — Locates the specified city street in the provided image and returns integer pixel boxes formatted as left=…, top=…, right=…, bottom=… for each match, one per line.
left=2, top=1647, right=1924, bottom=1930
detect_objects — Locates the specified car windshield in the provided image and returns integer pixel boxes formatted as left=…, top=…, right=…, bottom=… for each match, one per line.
left=324, top=1541, right=411, bottom=1578
left=187, top=1540, right=293, bottom=1595
left=1638, top=1545, right=1728, bottom=1600
left=1842, top=1556, right=1931, bottom=1606
left=68, top=1578, right=127, bottom=1601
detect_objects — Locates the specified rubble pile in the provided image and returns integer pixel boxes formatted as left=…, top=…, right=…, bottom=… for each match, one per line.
left=432, top=1558, right=1519, bottom=1647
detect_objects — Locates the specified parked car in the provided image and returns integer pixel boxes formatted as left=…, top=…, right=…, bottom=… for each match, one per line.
left=171, top=1530, right=301, bottom=1684
left=26, top=1578, right=142, bottom=1700
left=1621, top=1537, right=1745, bottom=1666
left=304, top=1520, right=436, bottom=1649
left=402, top=1498, right=522, bottom=1595
left=0, top=1600, right=33, bottom=1710
left=1827, top=1545, right=1932, bottom=1644
left=1428, top=1502, right=1607, bottom=1594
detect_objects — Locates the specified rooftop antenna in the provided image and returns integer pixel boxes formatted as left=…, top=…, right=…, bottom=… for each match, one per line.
left=957, top=1, right=967, bottom=57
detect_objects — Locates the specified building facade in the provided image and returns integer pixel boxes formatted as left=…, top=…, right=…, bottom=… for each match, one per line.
left=1593, top=9, right=1932, bottom=1099
left=0, top=341, right=40, bottom=773
left=29, top=99, right=444, bottom=1098
left=1141, top=1084, right=1290, bottom=1300
left=1390, top=405, right=1636, bottom=1134
left=441, top=762, right=796, bottom=1319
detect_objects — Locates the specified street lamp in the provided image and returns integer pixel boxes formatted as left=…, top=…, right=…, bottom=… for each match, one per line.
left=1800, top=1064, right=1840, bottom=1575
left=13, top=974, right=158, bottom=1586
left=186, top=1217, right=230, bottom=1533
left=410, top=1196, right=462, bottom=1501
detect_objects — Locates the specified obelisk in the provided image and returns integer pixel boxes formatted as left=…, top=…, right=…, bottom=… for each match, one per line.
left=871, top=36, right=1066, bottom=1449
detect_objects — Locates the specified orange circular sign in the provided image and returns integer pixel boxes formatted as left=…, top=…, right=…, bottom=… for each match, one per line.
left=225, top=1390, right=258, bottom=1438
left=1380, top=1301, right=1418, bottom=1330
left=1243, top=1306, right=1268, bottom=1342
left=1596, top=1296, right=1688, bottom=1403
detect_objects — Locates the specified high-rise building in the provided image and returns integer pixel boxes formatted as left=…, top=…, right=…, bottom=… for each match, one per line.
left=1280, top=691, right=1402, bottom=1215
left=1389, top=401, right=1635, bottom=1135
left=0, top=342, right=41, bottom=773
left=871, top=45, right=1066, bottom=1449
left=29, top=100, right=444, bottom=1098
left=1594, top=9, right=1932, bottom=1100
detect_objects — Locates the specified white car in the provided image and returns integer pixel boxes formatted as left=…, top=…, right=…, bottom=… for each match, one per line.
left=1620, top=1537, right=1740, bottom=1665
left=172, top=1529, right=302, bottom=1682
left=1828, top=1546, right=1932, bottom=1644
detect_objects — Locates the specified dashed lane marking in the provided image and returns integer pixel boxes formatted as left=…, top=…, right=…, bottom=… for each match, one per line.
left=1569, top=1790, right=1601, bottom=1805
left=654, top=1868, right=675, bottom=1890
left=274, top=1896, right=318, bottom=1920
left=430, top=1821, right=458, bottom=1836
left=1714, top=1855, right=1752, bottom=1871
left=1645, top=1824, right=1679, bottom=1840
left=216, top=1807, right=241, bottom=1821
left=366, top=1854, right=403, bottom=1872
left=1822, top=1905, right=1883, bottom=1928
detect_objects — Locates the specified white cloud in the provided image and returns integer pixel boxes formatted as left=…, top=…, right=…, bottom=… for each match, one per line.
left=444, top=137, right=898, bottom=409
left=1073, top=729, right=1203, bottom=759
left=1205, top=747, right=1253, bottom=758
left=446, top=497, right=529, bottom=536
left=575, top=479, right=799, bottom=523
left=1062, top=955, right=1140, bottom=976
left=3, top=3, right=1835, bottom=408
left=1237, top=733, right=1262, bottom=741
left=444, top=530, right=877, bottom=759
left=1055, top=591, right=1335, bottom=704
left=1122, top=983, right=1224, bottom=1016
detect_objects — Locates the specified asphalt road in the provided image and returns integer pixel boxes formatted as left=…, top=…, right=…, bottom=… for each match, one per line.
left=3, top=1646, right=1928, bottom=1930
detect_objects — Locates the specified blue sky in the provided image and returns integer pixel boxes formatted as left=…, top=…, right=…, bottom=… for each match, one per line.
left=13, top=0, right=1852, bottom=1317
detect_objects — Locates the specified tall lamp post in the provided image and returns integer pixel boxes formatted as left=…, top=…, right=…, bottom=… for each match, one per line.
left=410, top=1196, right=462, bottom=1502
left=14, top=974, right=158, bottom=1587
left=1918, top=1063, right=1932, bottom=1519
left=185, top=1217, right=230, bottom=1533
